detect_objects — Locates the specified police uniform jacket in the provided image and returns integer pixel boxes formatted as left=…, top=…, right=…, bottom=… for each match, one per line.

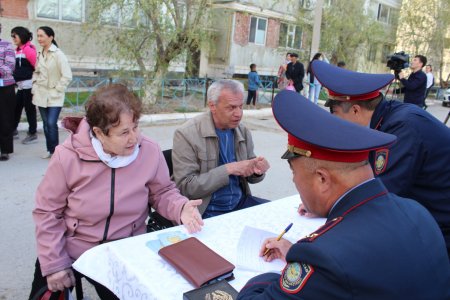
left=238, top=179, right=450, bottom=300
left=370, top=99, right=450, bottom=254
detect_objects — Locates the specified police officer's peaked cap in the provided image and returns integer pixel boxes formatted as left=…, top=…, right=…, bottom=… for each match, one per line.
left=311, top=61, right=394, bottom=105
left=273, top=90, right=397, bottom=162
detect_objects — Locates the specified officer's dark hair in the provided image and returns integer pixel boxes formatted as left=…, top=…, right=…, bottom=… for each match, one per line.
left=290, top=53, right=299, bottom=58
left=11, top=26, right=32, bottom=45
left=332, top=94, right=383, bottom=113
left=337, top=61, right=346, bottom=68
left=426, top=64, right=432, bottom=71
left=38, top=26, right=58, bottom=47
left=415, top=55, right=427, bottom=68
left=250, top=64, right=256, bottom=70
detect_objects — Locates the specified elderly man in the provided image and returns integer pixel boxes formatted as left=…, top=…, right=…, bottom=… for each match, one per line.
left=311, top=60, right=450, bottom=257
left=172, top=79, right=270, bottom=218
left=238, top=91, right=450, bottom=300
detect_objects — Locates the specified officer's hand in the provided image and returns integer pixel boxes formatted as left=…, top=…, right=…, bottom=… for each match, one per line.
left=260, top=238, right=293, bottom=262
left=398, top=71, right=405, bottom=79
left=226, top=160, right=256, bottom=177
left=47, top=268, right=76, bottom=292
left=298, top=203, right=319, bottom=218
left=181, top=199, right=204, bottom=233
left=252, top=157, right=270, bottom=175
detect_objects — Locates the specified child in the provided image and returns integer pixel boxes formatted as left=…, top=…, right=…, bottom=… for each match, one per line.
left=247, top=64, right=262, bottom=108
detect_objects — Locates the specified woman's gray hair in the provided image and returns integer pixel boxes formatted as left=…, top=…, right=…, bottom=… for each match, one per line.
left=207, top=79, right=245, bottom=104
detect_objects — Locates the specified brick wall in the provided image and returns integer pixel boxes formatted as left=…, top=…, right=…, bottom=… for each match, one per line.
left=234, top=12, right=249, bottom=46
left=0, top=0, right=29, bottom=19
left=234, top=12, right=280, bottom=49
left=266, top=18, right=279, bottom=48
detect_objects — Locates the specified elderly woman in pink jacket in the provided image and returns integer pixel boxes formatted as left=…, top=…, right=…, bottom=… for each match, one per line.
left=29, top=84, right=204, bottom=300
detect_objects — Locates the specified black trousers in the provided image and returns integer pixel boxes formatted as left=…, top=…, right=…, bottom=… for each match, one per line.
left=246, top=90, right=257, bottom=105
left=0, top=85, right=16, bottom=154
left=15, top=88, right=37, bottom=134
left=29, top=258, right=119, bottom=300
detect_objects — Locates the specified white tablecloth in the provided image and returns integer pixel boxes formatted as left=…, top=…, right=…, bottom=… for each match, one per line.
left=73, top=195, right=326, bottom=299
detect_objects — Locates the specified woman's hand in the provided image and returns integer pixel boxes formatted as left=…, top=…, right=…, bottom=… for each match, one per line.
left=260, top=238, right=293, bottom=262
left=47, top=268, right=76, bottom=292
left=180, top=199, right=204, bottom=233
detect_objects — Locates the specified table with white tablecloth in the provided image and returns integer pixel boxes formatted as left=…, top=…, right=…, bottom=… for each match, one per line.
left=73, top=195, right=326, bottom=299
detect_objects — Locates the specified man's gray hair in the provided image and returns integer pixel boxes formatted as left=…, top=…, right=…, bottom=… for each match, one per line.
left=207, top=79, right=245, bottom=104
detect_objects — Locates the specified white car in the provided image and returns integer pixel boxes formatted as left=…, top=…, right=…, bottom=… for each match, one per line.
left=443, top=88, right=450, bottom=107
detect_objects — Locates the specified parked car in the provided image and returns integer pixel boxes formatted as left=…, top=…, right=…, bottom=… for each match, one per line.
left=443, top=88, right=450, bottom=107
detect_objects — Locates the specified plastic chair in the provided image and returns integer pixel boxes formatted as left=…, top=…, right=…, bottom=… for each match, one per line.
left=147, top=149, right=175, bottom=232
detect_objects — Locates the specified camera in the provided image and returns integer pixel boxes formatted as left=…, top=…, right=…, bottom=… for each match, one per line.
left=386, top=51, right=410, bottom=72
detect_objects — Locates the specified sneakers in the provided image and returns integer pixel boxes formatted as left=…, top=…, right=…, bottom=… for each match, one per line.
left=13, top=130, right=19, bottom=140
left=22, top=133, right=37, bottom=144
left=41, top=152, right=52, bottom=159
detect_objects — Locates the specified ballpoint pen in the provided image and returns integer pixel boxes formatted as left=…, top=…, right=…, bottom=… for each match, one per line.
left=263, top=223, right=293, bottom=256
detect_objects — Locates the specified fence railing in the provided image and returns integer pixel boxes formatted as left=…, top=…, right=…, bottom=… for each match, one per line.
left=64, top=77, right=276, bottom=112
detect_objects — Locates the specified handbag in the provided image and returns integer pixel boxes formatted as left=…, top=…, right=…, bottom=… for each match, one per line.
left=31, top=287, right=73, bottom=300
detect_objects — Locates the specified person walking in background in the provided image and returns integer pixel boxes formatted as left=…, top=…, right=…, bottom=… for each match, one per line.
left=0, top=23, right=16, bottom=161
left=11, top=26, right=37, bottom=144
left=285, top=53, right=305, bottom=93
left=424, top=64, right=434, bottom=101
left=306, top=53, right=325, bottom=104
left=32, top=26, right=72, bottom=159
left=277, top=53, right=291, bottom=90
left=246, top=64, right=262, bottom=108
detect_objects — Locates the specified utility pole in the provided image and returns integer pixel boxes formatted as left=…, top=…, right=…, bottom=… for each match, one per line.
left=310, top=0, right=324, bottom=60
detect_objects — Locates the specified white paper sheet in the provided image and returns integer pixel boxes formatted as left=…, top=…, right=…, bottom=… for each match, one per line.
left=236, top=226, right=287, bottom=273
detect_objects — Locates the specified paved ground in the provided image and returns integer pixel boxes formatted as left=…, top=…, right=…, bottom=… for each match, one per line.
left=1, top=101, right=448, bottom=299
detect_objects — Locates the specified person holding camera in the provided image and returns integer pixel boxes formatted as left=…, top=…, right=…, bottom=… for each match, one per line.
left=397, top=55, right=427, bottom=107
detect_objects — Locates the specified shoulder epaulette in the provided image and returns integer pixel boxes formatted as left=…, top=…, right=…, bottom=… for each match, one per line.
left=299, top=217, right=343, bottom=243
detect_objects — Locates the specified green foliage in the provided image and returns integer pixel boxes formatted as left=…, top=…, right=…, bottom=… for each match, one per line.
left=397, top=0, right=450, bottom=84
left=319, top=0, right=384, bottom=68
left=84, top=0, right=212, bottom=79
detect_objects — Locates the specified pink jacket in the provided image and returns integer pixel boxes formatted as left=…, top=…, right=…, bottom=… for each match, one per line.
left=33, top=117, right=188, bottom=276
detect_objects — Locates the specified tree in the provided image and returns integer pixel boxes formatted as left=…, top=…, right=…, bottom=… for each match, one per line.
left=86, top=0, right=211, bottom=104
left=318, top=0, right=384, bottom=70
left=397, top=0, right=450, bottom=86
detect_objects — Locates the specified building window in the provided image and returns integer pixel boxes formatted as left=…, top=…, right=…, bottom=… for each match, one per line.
left=249, top=17, right=267, bottom=45
left=300, top=0, right=314, bottom=10
left=368, top=45, right=377, bottom=62
left=381, top=44, right=393, bottom=63
left=279, top=23, right=302, bottom=49
left=376, top=4, right=399, bottom=25
left=36, top=0, right=84, bottom=22
left=99, top=0, right=147, bottom=27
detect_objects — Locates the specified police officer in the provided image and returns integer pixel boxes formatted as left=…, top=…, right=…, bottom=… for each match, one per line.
left=311, top=60, right=450, bottom=258
left=237, top=91, right=450, bottom=300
